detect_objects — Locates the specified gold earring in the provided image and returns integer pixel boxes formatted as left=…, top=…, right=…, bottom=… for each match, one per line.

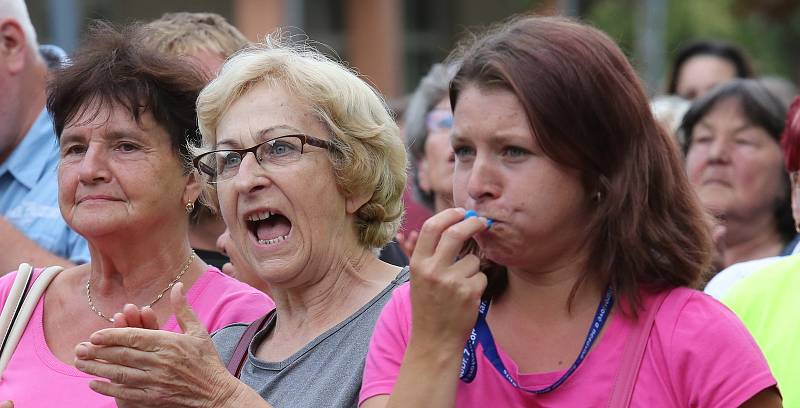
left=185, top=202, right=195, bottom=214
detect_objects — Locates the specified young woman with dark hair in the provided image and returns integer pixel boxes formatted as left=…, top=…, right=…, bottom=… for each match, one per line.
left=359, top=16, right=779, bottom=407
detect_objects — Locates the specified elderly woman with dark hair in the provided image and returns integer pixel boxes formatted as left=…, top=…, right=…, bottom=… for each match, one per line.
left=682, top=79, right=796, bottom=275
left=722, top=96, right=800, bottom=408
left=0, top=23, right=272, bottom=406
left=71, top=35, right=409, bottom=407
left=359, top=16, right=778, bottom=407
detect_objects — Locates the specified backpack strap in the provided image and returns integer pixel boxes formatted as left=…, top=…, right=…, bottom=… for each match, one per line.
left=608, top=289, right=671, bottom=408
left=226, top=309, right=275, bottom=378
left=0, top=265, right=63, bottom=377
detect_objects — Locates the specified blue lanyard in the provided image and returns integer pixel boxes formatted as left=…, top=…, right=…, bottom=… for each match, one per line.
left=459, top=287, right=614, bottom=394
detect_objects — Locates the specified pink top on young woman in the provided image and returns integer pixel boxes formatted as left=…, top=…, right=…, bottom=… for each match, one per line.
left=0, top=267, right=274, bottom=407
left=360, top=284, right=776, bottom=407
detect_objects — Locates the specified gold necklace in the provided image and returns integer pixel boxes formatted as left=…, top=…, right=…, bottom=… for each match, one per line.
left=86, top=251, right=196, bottom=323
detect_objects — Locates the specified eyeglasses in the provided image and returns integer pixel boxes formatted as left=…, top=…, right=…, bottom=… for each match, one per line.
left=425, top=109, right=453, bottom=133
left=192, top=134, right=334, bottom=184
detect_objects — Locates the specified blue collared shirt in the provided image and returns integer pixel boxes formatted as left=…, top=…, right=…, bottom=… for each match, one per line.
left=0, top=109, right=90, bottom=264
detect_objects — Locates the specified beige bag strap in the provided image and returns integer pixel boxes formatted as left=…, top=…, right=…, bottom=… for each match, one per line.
left=0, top=264, right=63, bottom=377
left=0, top=264, right=34, bottom=355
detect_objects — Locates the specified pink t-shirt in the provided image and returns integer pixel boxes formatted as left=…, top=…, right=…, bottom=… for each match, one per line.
left=0, top=267, right=274, bottom=407
left=360, top=284, right=776, bottom=407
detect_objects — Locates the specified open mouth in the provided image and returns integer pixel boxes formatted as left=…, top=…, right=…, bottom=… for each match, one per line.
left=246, top=210, right=292, bottom=245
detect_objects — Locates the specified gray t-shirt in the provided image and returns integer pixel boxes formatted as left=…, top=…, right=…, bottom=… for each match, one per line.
left=212, top=267, right=409, bottom=408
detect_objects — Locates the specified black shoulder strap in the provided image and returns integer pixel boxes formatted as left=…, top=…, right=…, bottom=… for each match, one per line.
left=226, top=309, right=275, bottom=378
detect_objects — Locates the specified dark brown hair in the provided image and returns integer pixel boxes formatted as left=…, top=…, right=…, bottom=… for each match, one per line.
left=47, top=21, right=206, bottom=171
left=450, top=16, right=713, bottom=313
left=667, top=40, right=753, bottom=96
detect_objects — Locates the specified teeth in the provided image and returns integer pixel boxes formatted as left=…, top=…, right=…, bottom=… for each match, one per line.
left=258, top=235, right=287, bottom=245
left=247, top=210, right=273, bottom=222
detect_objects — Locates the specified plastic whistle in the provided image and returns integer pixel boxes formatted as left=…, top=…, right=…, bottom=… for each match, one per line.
left=464, top=210, right=493, bottom=229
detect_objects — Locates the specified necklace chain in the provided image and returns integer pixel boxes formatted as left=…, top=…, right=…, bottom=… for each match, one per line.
left=86, top=251, right=196, bottom=323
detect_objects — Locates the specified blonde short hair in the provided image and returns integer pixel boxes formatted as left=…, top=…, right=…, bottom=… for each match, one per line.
left=142, top=12, right=248, bottom=58
left=196, top=37, right=407, bottom=249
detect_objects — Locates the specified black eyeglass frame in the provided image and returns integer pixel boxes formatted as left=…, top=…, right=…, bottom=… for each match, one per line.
left=192, top=134, right=335, bottom=184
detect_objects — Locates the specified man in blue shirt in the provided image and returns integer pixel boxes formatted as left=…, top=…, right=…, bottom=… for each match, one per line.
left=0, top=0, right=89, bottom=273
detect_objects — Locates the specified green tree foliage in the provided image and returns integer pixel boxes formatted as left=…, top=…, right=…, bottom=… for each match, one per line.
left=583, top=0, right=800, bottom=87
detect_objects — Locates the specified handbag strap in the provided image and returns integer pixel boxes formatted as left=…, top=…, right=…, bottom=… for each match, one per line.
left=607, top=289, right=671, bottom=408
left=0, top=265, right=63, bottom=377
left=226, top=309, right=275, bottom=377
left=0, top=264, right=34, bottom=355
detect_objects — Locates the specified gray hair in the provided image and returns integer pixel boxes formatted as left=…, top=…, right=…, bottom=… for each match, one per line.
left=404, top=62, right=459, bottom=210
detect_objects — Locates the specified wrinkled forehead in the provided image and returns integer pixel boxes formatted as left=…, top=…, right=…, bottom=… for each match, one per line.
left=213, top=81, right=329, bottom=148
left=61, top=96, right=163, bottom=141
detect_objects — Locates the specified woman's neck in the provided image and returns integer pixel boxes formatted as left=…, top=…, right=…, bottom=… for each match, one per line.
left=486, top=260, right=609, bottom=374
left=88, top=230, right=201, bottom=302
left=494, top=262, right=605, bottom=325
left=723, top=215, right=785, bottom=268
left=260, top=247, right=399, bottom=358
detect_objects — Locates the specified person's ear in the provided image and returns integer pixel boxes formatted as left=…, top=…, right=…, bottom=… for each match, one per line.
left=346, top=190, right=372, bottom=215
left=0, top=19, right=29, bottom=74
left=182, top=171, right=203, bottom=207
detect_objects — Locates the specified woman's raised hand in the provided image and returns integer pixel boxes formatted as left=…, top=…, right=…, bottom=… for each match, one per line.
left=110, top=303, right=160, bottom=330
left=74, top=283, right=258, bottom=408
left=0, top=400, right=13, bottom=408
left=409, top=208, right=491, bottom=352
left=395, top=230, right=420, bottom=258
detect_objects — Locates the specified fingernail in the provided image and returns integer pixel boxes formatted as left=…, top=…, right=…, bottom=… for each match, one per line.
left=75, top=344, right=88, bottom=358
left=465, top=210, right=477, bottom=219
left=90, top=332, right=102, bottom=343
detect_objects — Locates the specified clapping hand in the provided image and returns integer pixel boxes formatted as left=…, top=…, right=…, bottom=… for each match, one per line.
left=73, top=283, right=247, bottom=407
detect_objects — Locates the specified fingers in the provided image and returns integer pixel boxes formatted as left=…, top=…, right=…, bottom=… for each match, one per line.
left=74, top=357, right=148, bottom=386
left=112, top=312, right=128, bottom=328
left=396, top=231, right=420, bottom=258
left=0, top=401, right=12, bottom=408
left=170, top=283, right=210, bottom=339
left=88, top=379, right=148, bottom=401
left=406, top=231, right=419, bottom=256
left=432, top=216, right=490, bottom=264
left=413, top=208, right=467, bottom=259
left=89, top=328, right=163, bottom=352
left=122, top=304, right=144, bottom=328
left=140, top=306, right=159, bottom=330
left=75, top=342, right=160, bottom=368
left=453, top=254, right=488, bottom=291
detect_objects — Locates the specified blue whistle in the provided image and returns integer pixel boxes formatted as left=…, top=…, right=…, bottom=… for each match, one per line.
left=464, top=210, right=493, bottom=229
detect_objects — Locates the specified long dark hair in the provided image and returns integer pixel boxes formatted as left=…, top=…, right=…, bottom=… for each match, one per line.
left=450, top=16, right=713, bottom=313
